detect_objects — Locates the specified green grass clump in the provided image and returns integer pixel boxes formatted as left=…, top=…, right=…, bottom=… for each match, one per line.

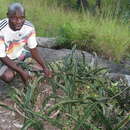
left=0, top=0, right=130, bottom=61
left=57, top=15, right=130, bottom=61
left=94, top=18, right=130, bottom=60
left=0, top=46, right=130, bottom=129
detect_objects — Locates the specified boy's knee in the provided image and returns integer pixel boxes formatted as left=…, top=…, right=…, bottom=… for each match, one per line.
left=1, top=70, right=14, bottom=83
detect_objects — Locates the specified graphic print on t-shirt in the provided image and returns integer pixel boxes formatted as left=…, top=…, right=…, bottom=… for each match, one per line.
left=0, top=18, right=37, bottom=59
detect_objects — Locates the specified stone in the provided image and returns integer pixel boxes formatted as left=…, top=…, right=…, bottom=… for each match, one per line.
left=36, top=37, right=57, bottom=48
left=38, top=47, right=130, bottom=75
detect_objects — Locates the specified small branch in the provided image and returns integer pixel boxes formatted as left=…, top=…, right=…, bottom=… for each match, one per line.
left=109, top=86, right=130, bottom=101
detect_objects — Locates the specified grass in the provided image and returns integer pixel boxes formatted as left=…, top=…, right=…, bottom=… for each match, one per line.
left=94, top=18, right=130, bottom=60
left=0, top=47, right=130, bottom=129
left=0, top=1, right=129, bottom=129
left=0, top=0, right=130, bottom=61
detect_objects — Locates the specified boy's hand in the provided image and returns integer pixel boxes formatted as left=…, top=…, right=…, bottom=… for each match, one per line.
left=20, top=71, right=33, bottom=84
left=43, top=67, right=52, bottom=78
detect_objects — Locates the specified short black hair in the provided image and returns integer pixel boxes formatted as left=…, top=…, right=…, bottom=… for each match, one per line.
left=7, top=3, right=25, bottom=15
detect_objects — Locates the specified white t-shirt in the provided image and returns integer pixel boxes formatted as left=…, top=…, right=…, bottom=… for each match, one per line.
left=0, top=18, right=37, bottom=59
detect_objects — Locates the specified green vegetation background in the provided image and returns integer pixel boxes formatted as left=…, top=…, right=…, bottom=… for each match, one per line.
left=0, top=1, right=130, bottom=129
left=0, top=0, right=130, bottom=61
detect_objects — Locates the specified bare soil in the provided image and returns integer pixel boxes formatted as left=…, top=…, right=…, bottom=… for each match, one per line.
left=0, top=80, right=59, bottom=130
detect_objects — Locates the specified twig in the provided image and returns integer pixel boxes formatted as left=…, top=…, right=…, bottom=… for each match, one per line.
left=109, top=86, right=130, bottom=101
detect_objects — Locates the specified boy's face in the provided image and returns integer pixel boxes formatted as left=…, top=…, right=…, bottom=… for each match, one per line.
left=8, top=10, right=25, bottom=31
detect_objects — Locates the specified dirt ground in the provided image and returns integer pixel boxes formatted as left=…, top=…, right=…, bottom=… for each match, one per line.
left=0, top=80, right=59, bottom=130
left=0, top=99, right=59, bottom=130
left=0, top=98, right=22, bottom=130
left=0, top=79, right=24, bottom=130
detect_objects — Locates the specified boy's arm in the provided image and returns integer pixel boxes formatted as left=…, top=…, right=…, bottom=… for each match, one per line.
left=30, top=47, right=52, bottom=78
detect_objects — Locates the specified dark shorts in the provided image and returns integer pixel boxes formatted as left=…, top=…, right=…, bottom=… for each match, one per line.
left=0, top=50, right=32, bottom=76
